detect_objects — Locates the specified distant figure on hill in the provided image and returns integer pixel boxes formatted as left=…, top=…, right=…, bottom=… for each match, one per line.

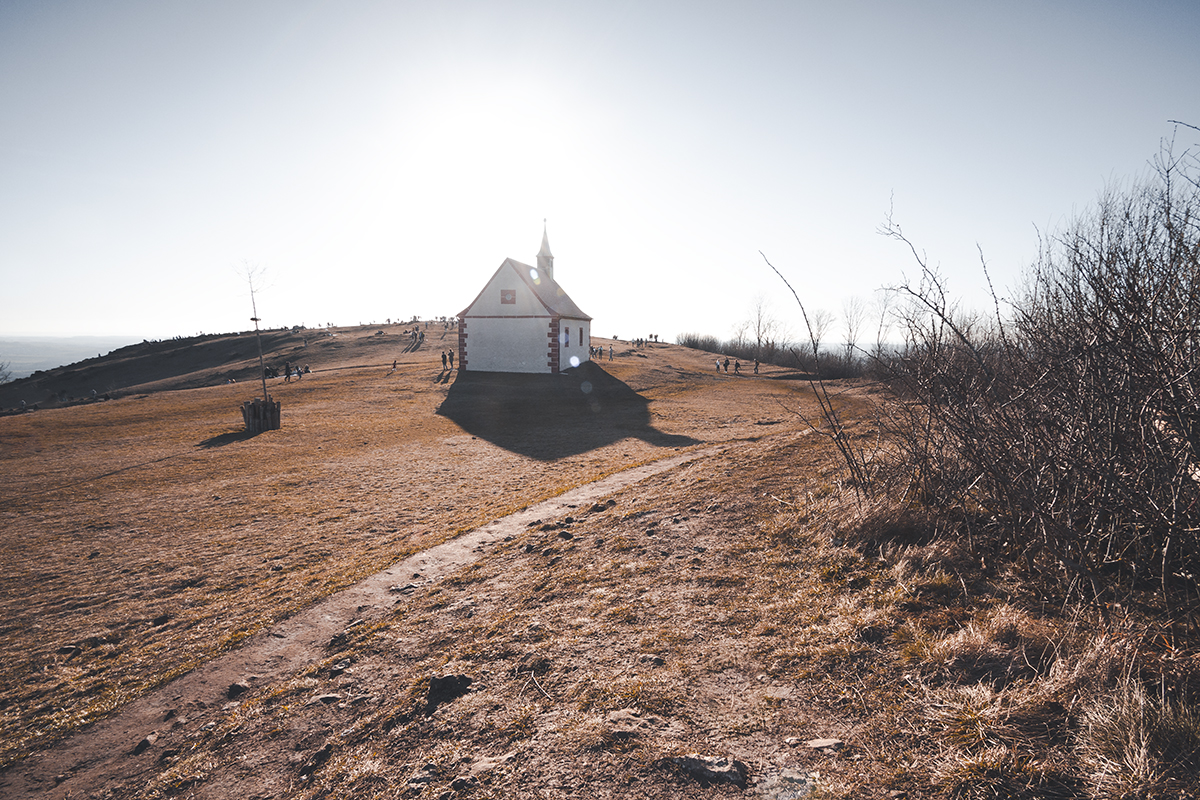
left=441, top=351, right=448, bottom=370
left=609, top=345, right=613, bottom=361
left=754, top=359, right=759, bottom=374
left=723, top=357, right=730, bottom=373
left=284, top=361, right=291, bottom=383
left=734, top=360, right=741, bottom=374
left=448, top=350, right=454, bottom=369
left=715, top=359, right=720, bottom=371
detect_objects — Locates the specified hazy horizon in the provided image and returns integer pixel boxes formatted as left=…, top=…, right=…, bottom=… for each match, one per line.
left=1, top=335, right=148, bottom=379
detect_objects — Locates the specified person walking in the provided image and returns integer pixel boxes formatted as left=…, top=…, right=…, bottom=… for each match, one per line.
left=754, top=358, right=759, bottom=374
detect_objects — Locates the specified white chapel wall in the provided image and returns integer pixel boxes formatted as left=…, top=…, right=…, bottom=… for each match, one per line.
left=472, top=261, right=547, bottom=317
left=465, top=316, right=551, bottom=373
left=557, top=318, right=592, bottom=370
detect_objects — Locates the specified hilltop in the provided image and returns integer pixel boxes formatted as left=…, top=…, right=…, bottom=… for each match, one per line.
left=2, top=338, right=885, bottom=797
left=1, top=335, right=1189, bottom=798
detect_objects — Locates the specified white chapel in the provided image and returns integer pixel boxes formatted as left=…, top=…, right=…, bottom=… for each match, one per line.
left=456, top=227, right=592, bottom=374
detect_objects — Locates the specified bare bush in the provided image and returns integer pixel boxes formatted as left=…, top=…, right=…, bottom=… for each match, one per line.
left=882, top=141, right=1200, bottom=604
left=675, top=332, right=722, bottom=353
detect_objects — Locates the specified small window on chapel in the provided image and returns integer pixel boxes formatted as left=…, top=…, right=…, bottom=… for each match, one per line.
left=565, top=328, right=570, bottom=346
left=500, top=289, right=516, bottom=304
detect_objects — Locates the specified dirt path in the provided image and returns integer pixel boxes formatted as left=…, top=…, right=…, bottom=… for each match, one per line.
left=2, top=445, right=727, bottom=799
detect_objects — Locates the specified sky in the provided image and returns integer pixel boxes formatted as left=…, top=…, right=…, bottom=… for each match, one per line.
left=2, top=0, right=1198, bottom=348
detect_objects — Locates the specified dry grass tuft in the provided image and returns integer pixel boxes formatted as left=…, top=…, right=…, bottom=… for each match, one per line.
left=1077, top=679, right=1200, bottom=796
left=925, top=605, right=1062, bottom=686
left=936, top=746, right=1084, bottom=800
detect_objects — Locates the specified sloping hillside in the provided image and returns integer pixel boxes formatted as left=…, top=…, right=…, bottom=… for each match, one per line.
left=0, top=323, right=459, bottom=410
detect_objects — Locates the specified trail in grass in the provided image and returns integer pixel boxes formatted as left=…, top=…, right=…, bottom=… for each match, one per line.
left=2, top=444, right=727, bottom=799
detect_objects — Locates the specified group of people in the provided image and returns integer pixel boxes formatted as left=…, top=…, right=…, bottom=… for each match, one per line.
left=388, top=350, right=457, bottom=375
left=261, top=363, right=310, bottom=381
left=281, top=361, right=310, bottom=382
left=715, top=357, right=760, bottom=375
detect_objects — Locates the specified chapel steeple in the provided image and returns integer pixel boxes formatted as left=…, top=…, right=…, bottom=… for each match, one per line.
left=537, top=220, right=554, bottom=281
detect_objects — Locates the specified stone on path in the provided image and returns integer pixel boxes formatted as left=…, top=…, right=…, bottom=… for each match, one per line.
left=131, top=732, right=157, bottom=755
left=805, top=737, right=843, bottom=751
left=756, top=768, right=817, bottom=799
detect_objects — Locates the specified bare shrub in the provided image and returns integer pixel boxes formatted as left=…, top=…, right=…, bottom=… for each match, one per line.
left=882, top=140, right=1200, bottom=604
left=675, top=332, right=722, bottom=353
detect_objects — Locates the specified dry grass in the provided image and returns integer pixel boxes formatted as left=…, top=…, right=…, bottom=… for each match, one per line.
left=5, top=330, right=1200, bottom=798
left=0, top=336, right=832, bottom=774
left=108, top=427, right=918, bottom=799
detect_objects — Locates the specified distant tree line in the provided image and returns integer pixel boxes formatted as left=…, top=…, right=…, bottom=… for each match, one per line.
left=677, top=294, right=892, bottom=380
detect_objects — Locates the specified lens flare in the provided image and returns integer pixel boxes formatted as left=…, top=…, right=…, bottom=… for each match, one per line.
left=570, top=356, right=580, bottom=368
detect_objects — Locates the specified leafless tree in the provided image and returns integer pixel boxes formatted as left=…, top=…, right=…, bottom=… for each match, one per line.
left=0, top=360, right=11, bottom=384
left=808, top=309, right=835, bottom=354
left=730, top=319, right=750, bottom=351
left=842, top=295, right=867, bottom=361
left=747, top=295, right=784, bottom=362
left=870, top=290, right=895, bottom=358
left=238, top=263, right=272, bottom=401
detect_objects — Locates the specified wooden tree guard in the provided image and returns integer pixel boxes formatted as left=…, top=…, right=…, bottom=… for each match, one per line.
left=242, top=397, right=281, bottom=433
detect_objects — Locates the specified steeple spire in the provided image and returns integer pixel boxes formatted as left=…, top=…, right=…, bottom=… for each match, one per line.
left=537, top=219, right=554, bottom=281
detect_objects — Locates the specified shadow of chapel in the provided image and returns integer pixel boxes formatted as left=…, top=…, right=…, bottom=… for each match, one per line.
left=435, top=362, right=700, bottom=461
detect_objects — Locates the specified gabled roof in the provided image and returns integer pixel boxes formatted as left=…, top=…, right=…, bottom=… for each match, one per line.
left=459, top=258, right=591, bottom=320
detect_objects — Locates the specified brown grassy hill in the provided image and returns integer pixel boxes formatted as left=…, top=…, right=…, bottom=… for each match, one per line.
left=0, top=323, right=458, bottom=411
left=1, top=338, right=1194, bottom=799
